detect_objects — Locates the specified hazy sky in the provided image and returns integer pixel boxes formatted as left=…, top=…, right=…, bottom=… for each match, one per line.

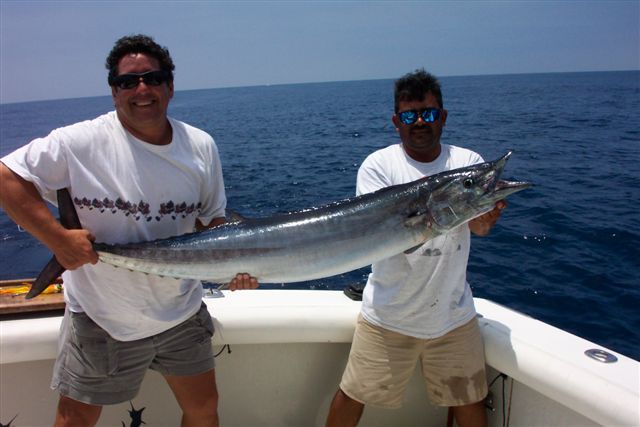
left=1, top=1, right=638, bottom=104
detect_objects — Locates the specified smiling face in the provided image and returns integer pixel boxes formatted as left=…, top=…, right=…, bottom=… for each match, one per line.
left=392, top=92, right=448, bottom=163
left=111, top=52, right=174, bottom=144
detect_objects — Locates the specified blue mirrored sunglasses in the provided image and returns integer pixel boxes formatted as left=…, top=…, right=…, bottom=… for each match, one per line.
left=397, top=108, right=441, bottom=125
left=109, top=70, right=171, bottom=90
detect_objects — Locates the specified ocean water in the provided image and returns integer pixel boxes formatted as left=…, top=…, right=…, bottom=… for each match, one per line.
left=1, top=71, right=638, bottom=360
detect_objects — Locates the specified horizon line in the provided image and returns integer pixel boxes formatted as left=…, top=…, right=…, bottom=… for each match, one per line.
left=2, top=68, right=638, bottom=106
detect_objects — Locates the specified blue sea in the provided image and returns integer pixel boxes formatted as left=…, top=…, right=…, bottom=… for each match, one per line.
left=1, top=71, right=638, bottom=361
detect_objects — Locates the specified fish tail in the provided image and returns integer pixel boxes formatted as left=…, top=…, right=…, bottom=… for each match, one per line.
left=26, top=256, right=65, bottom=299
left=57, top=187, right=82, bottom=230
left=25, top=188, right=80, bottom=299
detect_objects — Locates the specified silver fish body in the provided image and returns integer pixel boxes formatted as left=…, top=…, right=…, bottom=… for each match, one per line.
left=94, top=151, right=530, bottom=284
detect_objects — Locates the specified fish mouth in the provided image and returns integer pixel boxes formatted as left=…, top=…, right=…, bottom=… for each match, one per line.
left=489, top=151, right=532, bottom=198
left=495, top=179, right=531, bottom=196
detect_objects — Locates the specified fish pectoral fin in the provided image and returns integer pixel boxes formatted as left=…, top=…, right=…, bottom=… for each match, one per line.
left=403, top=213, right=429, bottom=254
left=403, top=213, right=427, bottom=228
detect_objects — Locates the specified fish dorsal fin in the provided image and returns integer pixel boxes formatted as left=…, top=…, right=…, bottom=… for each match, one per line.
left=225, top=209, right=247, bottom=223
left=404, top=244, right=422, bottom=255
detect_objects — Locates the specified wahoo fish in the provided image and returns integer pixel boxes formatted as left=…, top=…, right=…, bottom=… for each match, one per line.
left=26, top=151, right=530, bottom=299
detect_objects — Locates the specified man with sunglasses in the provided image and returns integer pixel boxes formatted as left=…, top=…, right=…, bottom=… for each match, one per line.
left=326, top=69, right=506, bottom=427
left=0, top=34, right=257, bottom=427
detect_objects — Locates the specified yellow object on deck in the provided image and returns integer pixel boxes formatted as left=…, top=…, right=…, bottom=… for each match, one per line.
left=0, top=283, right=63, bottom=296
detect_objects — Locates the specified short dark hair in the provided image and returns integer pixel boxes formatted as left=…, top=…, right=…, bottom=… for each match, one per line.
left=106, top=34, right=175, bottom=86
left=394, top=68, right=443, bottom=112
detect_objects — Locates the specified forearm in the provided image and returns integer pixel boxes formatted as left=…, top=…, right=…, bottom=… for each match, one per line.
left=0, top=163, right=67, bottom=251
left=1, top=163, right=100, bottom=269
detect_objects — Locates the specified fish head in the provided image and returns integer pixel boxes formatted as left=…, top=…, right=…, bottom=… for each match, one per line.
left=425, top=151, right=531, bottom=230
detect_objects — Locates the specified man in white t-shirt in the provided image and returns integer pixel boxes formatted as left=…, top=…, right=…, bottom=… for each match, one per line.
left=326, top=69, right=507, bottom=427
left=0, top=34, right=256, bottom=427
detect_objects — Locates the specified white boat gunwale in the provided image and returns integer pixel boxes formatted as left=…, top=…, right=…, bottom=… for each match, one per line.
left=1, top=290, right=638, bottom=426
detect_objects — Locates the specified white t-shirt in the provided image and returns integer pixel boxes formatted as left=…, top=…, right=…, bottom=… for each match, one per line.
left=357, top=143, right=484, bottom=339
left=2, top=111, right=226, bottom=340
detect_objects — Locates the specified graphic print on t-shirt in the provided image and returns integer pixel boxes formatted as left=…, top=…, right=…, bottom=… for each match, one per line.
left=73, top=196, right=202, bottom=222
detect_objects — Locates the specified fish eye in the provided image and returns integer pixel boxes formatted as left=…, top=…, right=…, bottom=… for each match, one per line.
left=463, top=178, right=474, bottom=189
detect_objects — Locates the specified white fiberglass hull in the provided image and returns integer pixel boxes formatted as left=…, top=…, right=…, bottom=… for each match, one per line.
left=1, top=291, right=638, bottom=426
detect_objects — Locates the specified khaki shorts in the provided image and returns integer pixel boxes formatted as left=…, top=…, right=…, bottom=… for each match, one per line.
left=340, top=315, right=488, bottom=408
left=51, top=303, right=215, bottom=405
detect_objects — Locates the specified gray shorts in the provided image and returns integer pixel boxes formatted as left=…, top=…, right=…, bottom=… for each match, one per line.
left=51, top=303, right=215, bottom=405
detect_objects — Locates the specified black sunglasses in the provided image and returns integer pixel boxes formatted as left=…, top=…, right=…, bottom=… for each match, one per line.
left=109, top=70, right=171, bottom=90
left=397, top=108, right=441, bottom=125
